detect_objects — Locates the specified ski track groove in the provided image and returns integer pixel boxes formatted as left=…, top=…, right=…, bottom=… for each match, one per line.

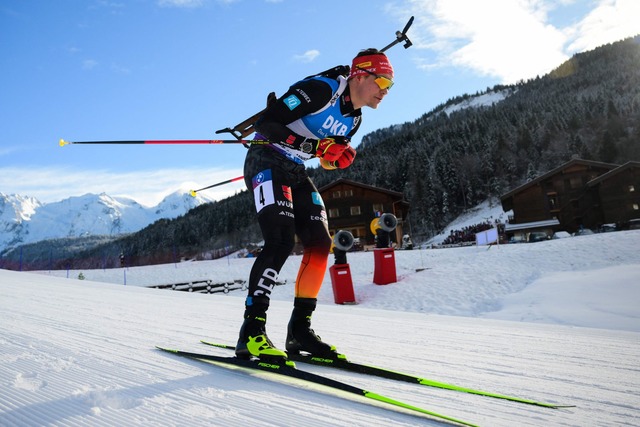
left=2, top=271, right=640, bottom=426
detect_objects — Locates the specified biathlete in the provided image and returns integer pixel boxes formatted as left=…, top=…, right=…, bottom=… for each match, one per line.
left=236, top=48, right=395, bottom=360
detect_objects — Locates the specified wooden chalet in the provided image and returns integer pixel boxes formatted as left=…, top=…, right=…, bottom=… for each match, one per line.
left=586, top=161, right=640, bottom=226
left=319, top=178, right=410, bottom=248
left=500, top=158, right=640, bottom=239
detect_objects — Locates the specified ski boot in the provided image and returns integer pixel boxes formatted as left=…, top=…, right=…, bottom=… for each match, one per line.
left=235, top=298, right=287, bottom=360
left=286, top=297, right=340, bottom=358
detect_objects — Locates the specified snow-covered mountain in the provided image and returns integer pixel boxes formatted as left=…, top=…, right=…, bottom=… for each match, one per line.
left=0, top=190, right=215, bottom=253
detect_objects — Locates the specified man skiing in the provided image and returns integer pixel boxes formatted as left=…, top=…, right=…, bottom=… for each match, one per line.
left=236, top=48, right=395, bottom=360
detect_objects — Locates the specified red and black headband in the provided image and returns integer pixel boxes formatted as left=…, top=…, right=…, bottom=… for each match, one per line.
left=349, top=54, right=394, bottom=79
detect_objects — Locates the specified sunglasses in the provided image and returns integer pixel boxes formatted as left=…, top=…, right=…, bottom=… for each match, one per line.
left=357, top=67, right=394, bottom=90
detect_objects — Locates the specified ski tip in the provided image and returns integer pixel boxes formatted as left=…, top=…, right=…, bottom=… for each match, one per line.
left=59, top=138, right=70, bottom=147
left=527, top=402, right=576, bottom=409
left=156, top=346, right=179, bottom=354
left=189, top=190, right=197, bottom=198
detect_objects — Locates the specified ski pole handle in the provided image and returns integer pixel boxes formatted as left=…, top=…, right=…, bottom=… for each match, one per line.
left=380, top=16, right=414, bottom=53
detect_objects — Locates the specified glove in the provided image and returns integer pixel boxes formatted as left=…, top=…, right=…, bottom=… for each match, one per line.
left=320, top=146, right=356, bottom=170
left=319, top=158, right=337, bottom=170
left=315, top=136, right=350, bottom=162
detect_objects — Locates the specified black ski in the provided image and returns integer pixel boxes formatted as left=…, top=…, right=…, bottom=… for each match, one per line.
left=201, top=340, right=574, bottom=409
left=156, top=346, right=478, bottom=427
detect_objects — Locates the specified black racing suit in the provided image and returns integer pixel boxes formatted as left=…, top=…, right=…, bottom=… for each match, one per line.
left=243, top=74, right=361, bottom=309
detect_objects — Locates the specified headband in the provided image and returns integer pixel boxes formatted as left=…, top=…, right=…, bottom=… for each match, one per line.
left=349, top=54, right=394, bottom=79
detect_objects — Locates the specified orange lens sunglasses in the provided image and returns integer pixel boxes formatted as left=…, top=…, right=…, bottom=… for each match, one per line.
left=357, top=67, right=394, bottom=90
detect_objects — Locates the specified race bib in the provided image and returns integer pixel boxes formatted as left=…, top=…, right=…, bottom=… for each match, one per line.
left=252, top=169, right=275, bottom=213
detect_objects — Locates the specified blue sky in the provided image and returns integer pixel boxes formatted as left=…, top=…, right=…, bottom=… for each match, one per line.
left=1, top=0, right=638, bottom=206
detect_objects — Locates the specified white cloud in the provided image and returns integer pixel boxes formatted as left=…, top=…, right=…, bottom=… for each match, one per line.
left=0, top=166, right=245, bottom=207
left=399, top=0, right=640, bottom=83
left=293, top=49, right=320, bottom=63
left=566, top=0, right=640, bottom=53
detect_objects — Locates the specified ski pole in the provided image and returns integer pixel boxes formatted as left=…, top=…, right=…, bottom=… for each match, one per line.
left=60, top=17, right=414, bottom=149
left=190, top=176, right=244, bottom=197
left=59, top=138, right=269, bottom=146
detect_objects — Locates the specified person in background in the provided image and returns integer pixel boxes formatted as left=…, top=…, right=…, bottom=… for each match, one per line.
left=236, top=48, right=395, bottom=360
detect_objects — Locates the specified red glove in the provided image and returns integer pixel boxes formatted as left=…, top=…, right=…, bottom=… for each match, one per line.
left=315, top=136, right=349, bottom=161
left=320, top=146, right=356, bottom=170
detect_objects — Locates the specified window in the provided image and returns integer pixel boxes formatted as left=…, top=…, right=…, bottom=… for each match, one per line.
left=332, top=191, right=341, bottom=198
left=629, top=185, right=635, bottom=193
left=344, top=189, right=353, bottom=197
left=373, top=203, right=384, bottom=213
left=350, top=206, right=361, bottom=216
left=328, top=208, right=340, bottom=218
left=633, top=203, right=639, bottom=211
left=547, top=192, right=558, bottom=211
